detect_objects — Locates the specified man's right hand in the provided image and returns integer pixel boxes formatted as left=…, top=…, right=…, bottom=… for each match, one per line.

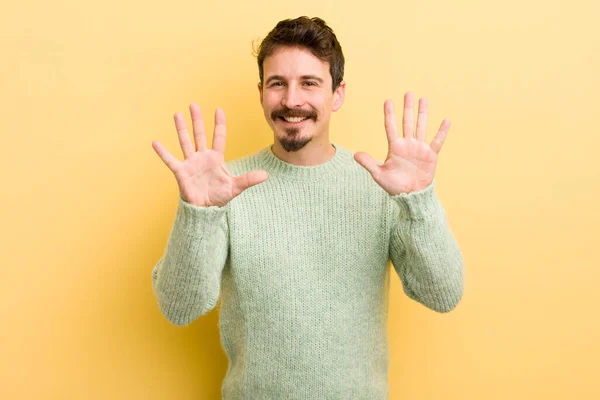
left=152, top=103, right=269, bottom=207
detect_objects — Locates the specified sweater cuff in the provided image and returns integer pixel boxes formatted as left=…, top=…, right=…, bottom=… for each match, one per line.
left=176, top=196, right=229, bottom=231
left=389, top=179, right=443, bottom=220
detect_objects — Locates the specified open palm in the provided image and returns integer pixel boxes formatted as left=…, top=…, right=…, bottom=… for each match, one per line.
left=152, top=104, right=268, bottom=207
left=354, top=92, right=451, bottom=195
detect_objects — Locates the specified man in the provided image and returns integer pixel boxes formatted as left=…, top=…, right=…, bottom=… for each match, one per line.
left=151, top=16, right=464, bottom=399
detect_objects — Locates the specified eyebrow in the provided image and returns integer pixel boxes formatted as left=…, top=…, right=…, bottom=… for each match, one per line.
left=265, top=75, right=325, bottom=85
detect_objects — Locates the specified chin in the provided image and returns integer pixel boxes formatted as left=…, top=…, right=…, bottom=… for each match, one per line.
left=276, top=131, right=313, bottom=152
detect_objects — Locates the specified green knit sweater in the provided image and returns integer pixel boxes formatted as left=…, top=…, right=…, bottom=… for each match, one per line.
left=151, top=142, right=465, bottom=399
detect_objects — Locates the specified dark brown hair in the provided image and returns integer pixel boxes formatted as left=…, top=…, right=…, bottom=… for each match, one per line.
left=253, top=16, right=345, bottom=92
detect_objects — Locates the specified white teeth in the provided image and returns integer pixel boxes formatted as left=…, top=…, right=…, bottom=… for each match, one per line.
left=283, top=117, right=308, bottom=123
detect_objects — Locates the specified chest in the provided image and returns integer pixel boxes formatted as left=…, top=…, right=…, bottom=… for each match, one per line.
left=224, top=181, right=391, bottom=302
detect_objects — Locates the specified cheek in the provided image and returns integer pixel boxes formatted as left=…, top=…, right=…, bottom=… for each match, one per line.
left=263, top=92, right=280, bottom=105
left=310, top=93, right=332, bottom=110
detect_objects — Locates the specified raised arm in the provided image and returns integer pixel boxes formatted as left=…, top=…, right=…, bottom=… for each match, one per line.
left=150, top=104, right=268, bottom=326
left=354, top=92, right=464, bottom=312
left=387, top=180, right=464, bottom=312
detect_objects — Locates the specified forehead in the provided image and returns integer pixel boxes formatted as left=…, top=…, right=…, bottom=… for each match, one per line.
left=263, top=47, right=330, bottom=80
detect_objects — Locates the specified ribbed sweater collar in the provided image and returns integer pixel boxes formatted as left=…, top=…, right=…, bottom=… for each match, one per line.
left=256, top=142, right=354, bottom=181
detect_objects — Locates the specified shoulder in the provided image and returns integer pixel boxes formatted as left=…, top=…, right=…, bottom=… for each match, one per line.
left=337, top=145, right=383, bottom=184
left=224, top=147, right=267, bottom=176
left=335, top=145, right=393, bottom=202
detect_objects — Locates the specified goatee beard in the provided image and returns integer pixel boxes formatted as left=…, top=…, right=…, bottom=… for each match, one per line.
left=278, top=130, right=312, bottom=152
left=271, top=106, right=317, bottom=152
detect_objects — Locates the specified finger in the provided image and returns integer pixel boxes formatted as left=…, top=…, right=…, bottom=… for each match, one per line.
left=151, top=140, right=180, bottom=173
left=232, top=170, right=269, bottom=197
left=353, top=152, right=382, bottom=180
left=212, top=108, right=227, bottom=154
left=430, top=118, right=451, bottom=154
left=415, top=97, right=428, bottom=142
left=384, top=100, right=399, bottom=143
left=190, top=103, right=208, bottom=153
left=402, top=91, right=415, bottom=140
left=174, top=111, right=195, bottom=159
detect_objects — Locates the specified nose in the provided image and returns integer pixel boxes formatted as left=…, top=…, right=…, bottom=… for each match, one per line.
left=282, top=83, right=304, bottom=109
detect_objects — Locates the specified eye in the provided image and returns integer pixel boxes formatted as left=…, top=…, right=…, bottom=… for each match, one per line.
left=303, top=81, right=317, bottom=87
left=270, top=82, right=284, bottom=87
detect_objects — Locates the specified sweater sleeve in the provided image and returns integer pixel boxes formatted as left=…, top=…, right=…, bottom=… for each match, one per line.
left=151, top=196, right=229, bottom=326
left=388, top=179, right=465, bottom=313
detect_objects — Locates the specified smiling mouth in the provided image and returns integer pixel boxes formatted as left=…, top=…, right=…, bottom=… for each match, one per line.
left=278, top=116, right=311, bottom=125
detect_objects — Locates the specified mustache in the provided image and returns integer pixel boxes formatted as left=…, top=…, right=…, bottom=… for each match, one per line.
left=271, top=107, right=317, bottom=120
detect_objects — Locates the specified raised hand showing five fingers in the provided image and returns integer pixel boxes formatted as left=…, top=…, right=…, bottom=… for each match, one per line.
left=152, top=103, right=268, bottom=207
left=354, top=91, right=451, bottom=195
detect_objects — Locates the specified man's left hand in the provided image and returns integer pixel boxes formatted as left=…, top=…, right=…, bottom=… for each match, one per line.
left=354, top=91, right=451, bottom=195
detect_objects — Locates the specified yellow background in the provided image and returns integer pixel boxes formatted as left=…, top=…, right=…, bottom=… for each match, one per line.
left=1, top=0, right=598, bottom=398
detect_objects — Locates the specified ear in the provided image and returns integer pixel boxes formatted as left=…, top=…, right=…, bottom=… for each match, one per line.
left=257, top=82, right=263, bottom=104
left=332, top=80, right=346, bottom=112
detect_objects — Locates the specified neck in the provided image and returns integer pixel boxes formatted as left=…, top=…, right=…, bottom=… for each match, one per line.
left=271, top=137, right=336, bottom=166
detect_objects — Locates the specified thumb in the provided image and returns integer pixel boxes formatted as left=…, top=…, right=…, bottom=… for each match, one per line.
left=232, top=170, right=269, bottom=197
left=354, top=152, right=381, bottom=179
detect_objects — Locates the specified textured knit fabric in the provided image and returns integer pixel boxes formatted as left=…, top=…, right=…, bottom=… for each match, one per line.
left=151, top=142, right=465, bottom=399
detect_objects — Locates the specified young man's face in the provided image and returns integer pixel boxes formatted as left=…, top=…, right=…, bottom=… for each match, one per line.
left=258, top=46, right=345, bottom=152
